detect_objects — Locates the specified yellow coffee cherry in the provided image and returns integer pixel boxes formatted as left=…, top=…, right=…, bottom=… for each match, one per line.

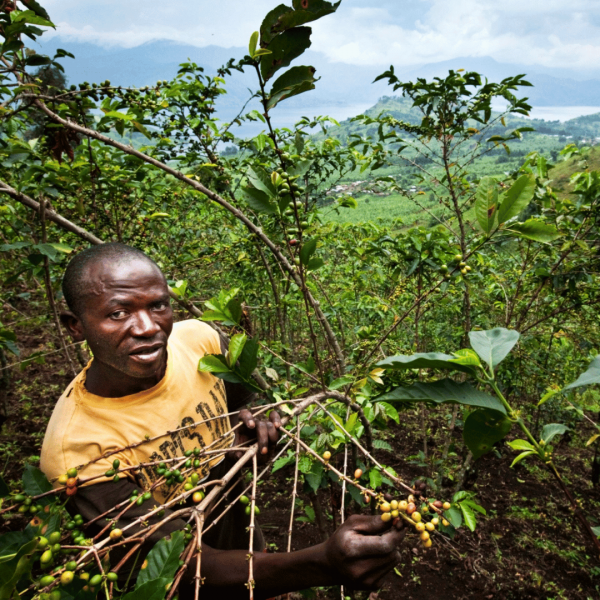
left=412, top=512, right=422, bottom=523
left=381, top=512, right=392, bottom=522
left=408, top=494, right=415, bottom=503
left=391, top=510, right=399, bottom=518
left=423, top=539, right=433, bottom=548
left=415, top=522, right=425, bottom=532
left=431, top=517, right=439, bottom=526
left=323, top=451, right=331, bottom=461
left=420, top=531, right=430, bottom=542
left=398, top=500, right=408, bottom=511
left=390, top=500, right=398, bottom=510
left=442, top=502, right=451, bottom=510
left=442, top=519, right=450, bottom=527
left=425, top=522, right=435, bottom=532
left=380, top=502, right=391, bottom=513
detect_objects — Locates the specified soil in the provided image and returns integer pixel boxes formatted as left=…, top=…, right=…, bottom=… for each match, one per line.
left=1, top=304, right=599, bottom=599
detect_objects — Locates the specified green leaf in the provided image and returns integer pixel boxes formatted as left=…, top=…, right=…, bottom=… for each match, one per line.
left=328, top=376, right=353, bottom=390
left=305, top=471, right=322, bottom=492
left=11, top=9, right=54, bottom=27
left=505, top=219, right=561, bottom=243
left=369, top=468, right=383, bottom=490
left=450, top=349, right=481, bottom=367
left=445, top=506, right=463, bottom=529
left=253, top=48, right=273, bottom=58
left=299, top=238, right=317, bottom=265
left=377, top=379, right=506, bottom=414
left=377, top=352, right=477, bottom=376
left=48, top=242, right=73, bottom=254
left=136, top=532, right=184, bottom=588
left=345, top=413, right=358, bottom=434
left=469, top=328, right=520, bottom=370
left=249, top=30, right=259, bottom=58
left=373, top=439, right=393, bottom=451
left=260, top=27, right=312, bottom=82
left=227, top=333, right=247, bottom=368
left=510, top=450, right=536, bottom=467
left=288, top=159, right=313, bottom=177
left=563, top=356, right=600, bottom=391
left=463, top=409, right=512, bottom=459
left=460, top=499, right=487, bottom=515
left=132, top=120, right=152, bottom=139
left=475, top=177, right=498, bottom=234
left=247, top=167, right=276, bottom=197
left=541, top=423, right=568, bottom=444
left=22, top=465, right=52, bottom=497
left=0, top=537, right=38, bottom=600
left=260, top=1, right=340, bottom=45
left=272, top=453, right=294, bottom=473
left=124, top=578, right=171, bottom=600
left=267, top=65, right=317, bottom=109
left=507, top=439, right=536, bottom=452
left=497, top=174, right=536, bottom=224
left=380, top=402, right=400, bottom=423
left=307, top=257, right=324, bottom=271
left=198, top=354, right=231, bottom=374
left=238, top=336, right=259, bottom=380
left=459, top=501, right=477, bottom=532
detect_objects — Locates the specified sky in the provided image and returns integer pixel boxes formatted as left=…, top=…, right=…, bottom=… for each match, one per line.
left=39, top=0, right=600, bottom=74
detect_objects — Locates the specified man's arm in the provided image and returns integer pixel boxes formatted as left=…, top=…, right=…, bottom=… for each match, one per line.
left=182, top=515, right=405, bottom=600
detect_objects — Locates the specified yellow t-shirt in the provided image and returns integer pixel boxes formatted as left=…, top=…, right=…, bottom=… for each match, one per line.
left=40, top=320, right=233, bottom=503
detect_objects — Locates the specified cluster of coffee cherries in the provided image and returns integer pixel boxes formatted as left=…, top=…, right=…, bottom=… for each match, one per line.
left=377, top=492, right=452, bottom=549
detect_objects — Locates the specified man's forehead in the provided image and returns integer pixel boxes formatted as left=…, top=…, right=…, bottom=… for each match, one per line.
left=80, top=257, right=166, bottom=302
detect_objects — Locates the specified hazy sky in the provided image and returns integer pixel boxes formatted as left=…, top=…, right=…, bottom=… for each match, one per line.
left=40, top=0, right=599, bottom=72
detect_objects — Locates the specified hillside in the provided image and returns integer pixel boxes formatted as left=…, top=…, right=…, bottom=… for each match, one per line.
left=318, top=97, right=600, bottom=225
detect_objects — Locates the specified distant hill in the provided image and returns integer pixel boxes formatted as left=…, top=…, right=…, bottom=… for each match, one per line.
left=32, top=38, right=600, bottom=113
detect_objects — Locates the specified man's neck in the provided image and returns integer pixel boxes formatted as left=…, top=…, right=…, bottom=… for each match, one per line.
left=84, top=355, right=168, bottom=398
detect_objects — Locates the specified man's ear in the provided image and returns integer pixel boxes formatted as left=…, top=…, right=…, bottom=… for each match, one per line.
left=60, top=311, right=85, bottom=342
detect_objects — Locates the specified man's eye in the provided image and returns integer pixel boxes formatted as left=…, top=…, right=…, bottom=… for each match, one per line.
left=154, top=302, right=169, bottom=310
left=110, top=310, right=127, bottom=319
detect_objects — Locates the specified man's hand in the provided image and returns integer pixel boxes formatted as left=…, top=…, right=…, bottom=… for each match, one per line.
left=231, top=409, right=281, bottom=463
left=324, top=514, right=405, bottom=590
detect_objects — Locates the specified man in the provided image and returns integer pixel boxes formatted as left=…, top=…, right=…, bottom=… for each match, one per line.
left=40, top=243, right=405, bottom=599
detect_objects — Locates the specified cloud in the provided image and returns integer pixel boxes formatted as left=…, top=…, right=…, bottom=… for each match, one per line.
left=38, top=0, right=600, bottom=73
left=310, top=0, right=600, bottom=71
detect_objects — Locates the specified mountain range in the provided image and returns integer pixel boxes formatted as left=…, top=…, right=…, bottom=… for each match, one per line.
left=30, top=38, right=600, bottom=130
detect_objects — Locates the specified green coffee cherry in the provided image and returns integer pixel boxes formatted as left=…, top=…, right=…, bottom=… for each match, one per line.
left=49, top=532, right=61, bottom=544
left=89, top=574, right=103, bottom=587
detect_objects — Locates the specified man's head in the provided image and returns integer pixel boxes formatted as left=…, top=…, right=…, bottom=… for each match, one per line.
left=61, top=243, right=173, bottom=395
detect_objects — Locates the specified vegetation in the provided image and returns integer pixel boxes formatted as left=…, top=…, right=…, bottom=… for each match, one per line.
left=0, top=1, right=599, bottom=599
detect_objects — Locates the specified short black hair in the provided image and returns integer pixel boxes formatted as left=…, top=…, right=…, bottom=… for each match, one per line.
left=62, top=243, right=161, bottom=316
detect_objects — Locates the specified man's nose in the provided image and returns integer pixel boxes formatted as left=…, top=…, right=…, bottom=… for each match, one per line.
left=131, top=310, right=161, bottom=337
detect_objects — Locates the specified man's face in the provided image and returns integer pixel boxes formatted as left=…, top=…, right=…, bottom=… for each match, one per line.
left=74, top=257, right=173, bottom=385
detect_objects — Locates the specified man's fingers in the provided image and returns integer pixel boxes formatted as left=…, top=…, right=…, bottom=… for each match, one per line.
left=345, top=514, right=395, bottom=535
left=239, top=408, right=255, bottom=429
left=269, top=410, right=282, bottom=429
left=267, top=421, right=279, bottom=444
left=256, top=421, right=269, bottom=454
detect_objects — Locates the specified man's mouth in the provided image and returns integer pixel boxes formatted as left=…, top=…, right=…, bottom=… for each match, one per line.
left=129, top=343, right=164, bottom=363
